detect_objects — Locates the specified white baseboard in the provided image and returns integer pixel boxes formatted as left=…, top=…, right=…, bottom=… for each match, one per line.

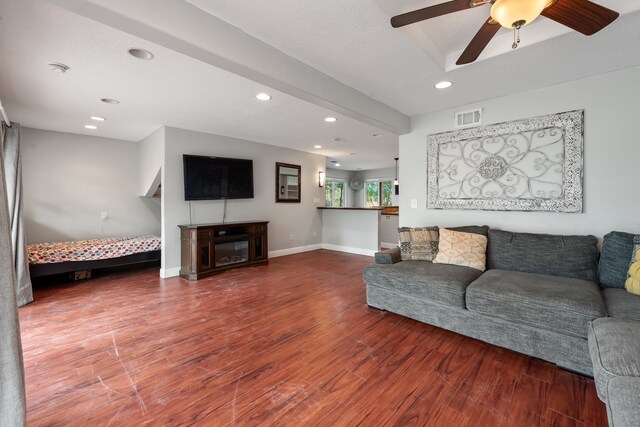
left=321, top=244, right=376, bottom=257
left=380, top=242, right=397, bottom=249
left=161, top=243, right=369, bottom=274
left=269, top=244, right=323, bottom=258
left=160, top=267, right=180, bottom=278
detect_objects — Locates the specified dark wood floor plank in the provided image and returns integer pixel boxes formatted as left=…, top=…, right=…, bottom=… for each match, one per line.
left=549, top=369, right=588, bottom=421
left=19, top=250, right=606, bottom=426
left=509, top=372, right=552, bottom=419
left=525, top=357, right=558, bottom=384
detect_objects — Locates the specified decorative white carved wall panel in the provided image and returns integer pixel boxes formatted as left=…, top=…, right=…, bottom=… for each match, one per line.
left=427, top=110, right=584, bottom=212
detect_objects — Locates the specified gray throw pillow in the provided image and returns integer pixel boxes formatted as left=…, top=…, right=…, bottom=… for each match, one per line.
left=599, top=231, right=637, bottom=288
left=448, top=225, right=490, bottom=237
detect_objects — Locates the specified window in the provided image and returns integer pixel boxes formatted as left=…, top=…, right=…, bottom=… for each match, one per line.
left=365, top=179, right=393, bottom=207
left=325, top=179, right=345, bottom=207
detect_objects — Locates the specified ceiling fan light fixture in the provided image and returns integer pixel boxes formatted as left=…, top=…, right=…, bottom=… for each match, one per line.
left=490, top=0, right=550, bottom=29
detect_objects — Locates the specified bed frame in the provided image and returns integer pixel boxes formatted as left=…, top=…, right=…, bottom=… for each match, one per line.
left=29, top=250, right=161, bottom=278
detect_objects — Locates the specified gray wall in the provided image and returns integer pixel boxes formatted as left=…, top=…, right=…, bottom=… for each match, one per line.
left=399, top=66, right=640, bottom=237
left=21, top=127, right=161, bottom=243
left=162, top=126, right=325, bottom=276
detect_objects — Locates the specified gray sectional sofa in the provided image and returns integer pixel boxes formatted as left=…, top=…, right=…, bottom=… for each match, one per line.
left=363, top=228, right=640, bottom=427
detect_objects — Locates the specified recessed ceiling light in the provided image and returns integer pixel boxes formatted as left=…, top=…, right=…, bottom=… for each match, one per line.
left=324, top=117, right=337, bottom=123
left=372, top=133, right=382, bottom=137
left=255, top=93, right=271, bottom=101
left=314, top=145, right=322, bottom=149
left=334, top=163, right=341, bottom=167
left=435, top=81, right=453, bottom=89
left=90, top=116, right=105, bottom=122
left=128, top=48, right=154, bottom=60
left=101, top=98, right=120, bottom=104
left=332, top=137, right=345, bottom=142
left=48, top=62, right=69, bottom=73
left=84, top=124, right=98, bottom=130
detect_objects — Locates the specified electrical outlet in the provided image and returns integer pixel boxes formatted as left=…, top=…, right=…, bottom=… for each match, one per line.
left=289, top=234, right=294, bottom=241
left=313, top=197, right=321, bottom=204
left=100, top=211, right=108, bottom=220
left=411, top=199, right=418, bottom=209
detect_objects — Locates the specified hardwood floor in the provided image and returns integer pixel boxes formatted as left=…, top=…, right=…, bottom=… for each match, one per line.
left=19, top=250, right=608, bottom=426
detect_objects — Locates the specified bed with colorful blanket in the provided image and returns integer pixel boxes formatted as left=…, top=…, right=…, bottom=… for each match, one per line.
left=28, top=235, right=161, bottom=277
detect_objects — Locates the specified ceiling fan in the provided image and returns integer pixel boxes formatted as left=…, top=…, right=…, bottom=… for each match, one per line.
left=391, top=0, right=619, bottom=65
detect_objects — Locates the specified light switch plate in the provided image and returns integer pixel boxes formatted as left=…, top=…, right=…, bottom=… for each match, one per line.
left=411, top=199, right=418, bottom=209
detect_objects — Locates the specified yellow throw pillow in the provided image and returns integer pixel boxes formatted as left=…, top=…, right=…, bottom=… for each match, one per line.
left=626, top=241, right=640, bottom=295
left=433, top=227, right=488, bottom=272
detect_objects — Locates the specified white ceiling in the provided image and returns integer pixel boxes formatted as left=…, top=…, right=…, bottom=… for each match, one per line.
left=188, top=0, right=640, bottom=116
left=1, top=0, right=640, bottom=171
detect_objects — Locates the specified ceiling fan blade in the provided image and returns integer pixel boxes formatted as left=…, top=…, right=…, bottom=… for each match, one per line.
left=391, top=0, right=474, bottom=28
left=456, top=18, right=500, bottom=65
left=541, top=0, right=619, bottom=36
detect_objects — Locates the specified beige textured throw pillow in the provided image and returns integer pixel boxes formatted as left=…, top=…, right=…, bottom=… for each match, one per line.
left=398, top=227, right=439, bottom=261
left=433, top=228, right=488, bottom=271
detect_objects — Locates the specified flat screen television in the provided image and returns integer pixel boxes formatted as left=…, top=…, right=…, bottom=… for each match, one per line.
left=183, top=155, right=254, bottom=200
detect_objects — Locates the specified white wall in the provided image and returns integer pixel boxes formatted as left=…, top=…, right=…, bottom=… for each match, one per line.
left=138, top=127, right=164, bottom=196
left=380, top=214, right=399, bottom=247
left=21, top=127, right=161, bottom=243
left=161, top=126, right=325, bottom=276
left=321, top=209, right=380, bottom=256
left=400, top=66, right=640, bottom=238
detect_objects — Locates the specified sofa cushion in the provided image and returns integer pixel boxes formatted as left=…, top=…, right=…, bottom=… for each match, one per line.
left=433, top=228, right=487, bottom=272
left=363, top=261, right=482, bottom=309
left=589, top=318, right=640, bottom=402
left=487, top=230, right=599, bottom=281
left=606, top=377, right=640, bottom=427
left=398, top=226, right=439, bottom=261
left=599, top=231, right=637, bottom=289
left=602, top=288, right=640, bottom=322
left=466, top=269, right=606, bottom=338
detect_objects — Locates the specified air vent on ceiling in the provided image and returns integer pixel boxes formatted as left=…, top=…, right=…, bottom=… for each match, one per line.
left=455, top=108, right=482, bottom=129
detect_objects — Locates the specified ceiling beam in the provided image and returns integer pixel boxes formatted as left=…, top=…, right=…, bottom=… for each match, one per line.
left=46, top=0, right=411, bottom=135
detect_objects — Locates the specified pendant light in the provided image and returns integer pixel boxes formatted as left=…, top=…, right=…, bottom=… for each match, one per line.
left=394, top=157, right=399, bottom=196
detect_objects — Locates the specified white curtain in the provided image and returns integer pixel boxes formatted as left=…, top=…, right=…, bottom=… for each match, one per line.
left=0, top=122, right=27, bottom=426
left=1, top=123, right=32, bottom=306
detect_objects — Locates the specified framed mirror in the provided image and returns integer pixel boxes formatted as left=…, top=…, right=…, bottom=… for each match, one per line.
left=276, top=162, right=301, bottom=203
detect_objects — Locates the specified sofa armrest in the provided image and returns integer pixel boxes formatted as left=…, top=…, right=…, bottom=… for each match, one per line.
left=374, top=247, right=401, bottom=264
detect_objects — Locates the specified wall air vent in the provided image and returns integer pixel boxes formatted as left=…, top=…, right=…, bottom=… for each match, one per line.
left=455, top=108, right=482, bottom=128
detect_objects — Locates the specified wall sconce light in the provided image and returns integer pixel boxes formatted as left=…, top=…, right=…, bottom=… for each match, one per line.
left=318, top=171, right=326, bottom=187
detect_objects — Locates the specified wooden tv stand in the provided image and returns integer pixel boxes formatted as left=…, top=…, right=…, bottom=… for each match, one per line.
left=179, top=221, right=268, bottom=280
